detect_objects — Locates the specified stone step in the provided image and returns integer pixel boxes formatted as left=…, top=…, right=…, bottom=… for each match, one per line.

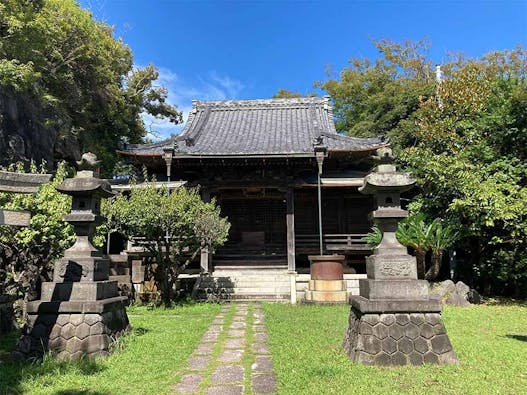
left=109, top=275, right=132, bottom=284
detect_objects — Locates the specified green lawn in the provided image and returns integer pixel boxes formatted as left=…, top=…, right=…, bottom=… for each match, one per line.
left=0, top=302, right=525, bottom=394
left=0, top=303, right=221, bottom=395
left=264, top=303, right=527, bottom=395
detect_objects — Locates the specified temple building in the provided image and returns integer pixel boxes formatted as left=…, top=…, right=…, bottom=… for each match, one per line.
left=117, top=97, right=387, bottom=302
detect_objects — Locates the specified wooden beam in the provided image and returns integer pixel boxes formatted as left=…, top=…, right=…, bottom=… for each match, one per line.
left=286, top=188, right=296, bottom=272
left=0, top=209, right=31, bottom=227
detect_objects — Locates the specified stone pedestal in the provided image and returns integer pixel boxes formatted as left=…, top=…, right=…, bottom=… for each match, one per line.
left=305, top=255, right=347, bottom=303
left=13, top=162, right=130, bottom=361
left=343, top=297, right=456, bottom=365
left=343, top=152, right=457, bottom=365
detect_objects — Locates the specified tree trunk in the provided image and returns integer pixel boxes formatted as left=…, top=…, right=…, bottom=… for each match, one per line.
left=425, top=250, right=443, bottom=281
left=415, top=248, right=427, bottom=279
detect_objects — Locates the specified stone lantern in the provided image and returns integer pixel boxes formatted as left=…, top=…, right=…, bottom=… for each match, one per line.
left=342, top=148, right=457, bottom=365
left=14, top=154, right=130, bottom=361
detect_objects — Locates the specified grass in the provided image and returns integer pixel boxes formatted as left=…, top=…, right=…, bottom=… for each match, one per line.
left=0, top=303, right=221, bottom=395
left=264, top=303, right=527, bottom=395
left=0, top=302, right=525, bottom=394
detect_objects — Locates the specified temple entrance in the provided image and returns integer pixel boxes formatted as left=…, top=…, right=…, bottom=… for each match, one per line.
left=213, top=189, right=287, bottom=268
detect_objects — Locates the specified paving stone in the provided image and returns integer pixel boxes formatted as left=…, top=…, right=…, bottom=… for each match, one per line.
left=218, top=349, right=244, bottom=363
left=254, top=332, right=268, bottom=342
left=194, top=342, right=215, bottom=355
left=253, top=325, right=265, bottom=333
left=227, top=329, right=245, bottom=338
left=202, top=332, right=220, bottom=342
left=251, top=356, right=273, bottom=372
left=252, top=343, right=270, bottom=354
left=206, top=385, right=244, bottom=395
left=253, top=318, right=265, bottom=325
left=251, top=373, right=277, bottom=394
left=232, top=315, right=246, bottom=322
left=229, top=322, right=246, bottom=329
left=212, top=318, right=224, bottom=325
left=211, top=365, right=245, bottom=385
left=209, top=325, right=223, bottom=333
left=174, top=373, right=203, bottom=394
left=188, top=355, right=211, bottom=370
left=224, top=338, right=245, bottom=349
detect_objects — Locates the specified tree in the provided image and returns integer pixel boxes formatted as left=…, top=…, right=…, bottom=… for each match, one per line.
left=317, top=39, right=435, bottom=149
left=322, top=41, right=527, bottom=295
left=103, top=184, right=230, bottom=305
left=0, top=162, right=75, bottom=318
left=0, top=0, right=182, bottom=175
left=272, top=89, right=313, bottom=99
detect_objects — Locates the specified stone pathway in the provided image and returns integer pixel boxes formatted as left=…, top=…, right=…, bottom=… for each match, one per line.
left=173, top=303, right=277, bottom=394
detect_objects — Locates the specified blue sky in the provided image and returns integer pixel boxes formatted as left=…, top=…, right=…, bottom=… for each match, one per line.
left=79, top=0, right=526, bottom=139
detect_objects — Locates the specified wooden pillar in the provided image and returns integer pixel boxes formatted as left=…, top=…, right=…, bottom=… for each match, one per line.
left=286, top=188, right=296, bottom=272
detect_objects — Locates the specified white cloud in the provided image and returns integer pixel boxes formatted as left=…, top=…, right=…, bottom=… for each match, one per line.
left=139, top=66, right=245, bottom=141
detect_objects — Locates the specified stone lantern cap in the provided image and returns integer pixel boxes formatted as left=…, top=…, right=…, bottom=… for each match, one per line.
left=359, top=165, right=416, bottom=195
left=56, top=171, right=113, bottom=198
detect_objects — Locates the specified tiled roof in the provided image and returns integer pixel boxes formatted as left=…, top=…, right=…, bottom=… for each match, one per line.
left=122, top=97, right=385, bottom=157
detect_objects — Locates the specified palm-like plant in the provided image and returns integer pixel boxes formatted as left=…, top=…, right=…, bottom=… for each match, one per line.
left=396, top=213, right=430, bottom=279
left=424, top=219, right=459, bottom=281
left=362, top=213, right=459, bottom=281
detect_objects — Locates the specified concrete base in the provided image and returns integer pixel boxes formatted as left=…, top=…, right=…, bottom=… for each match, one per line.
left=304, top=280, right=348, bottom=304
left=13, top=298, right=129, bottom=361
left=343, top=296, right=457, bottom=365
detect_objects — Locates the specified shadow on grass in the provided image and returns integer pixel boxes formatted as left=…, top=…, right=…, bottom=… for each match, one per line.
left=505, top=334, right=527, bottom=342
left=0, top=330, right=107, bottom=395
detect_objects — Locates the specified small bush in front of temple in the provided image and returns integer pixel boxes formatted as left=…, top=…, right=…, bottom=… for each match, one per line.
left=103, top=183, right=230, bottom=306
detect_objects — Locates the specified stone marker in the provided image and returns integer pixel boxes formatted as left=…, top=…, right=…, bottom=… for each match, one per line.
left=12, top=154, right=130, bottom=360
left=343, top=148, right=457, bottom=366
left=0, top=171, right=52, bottom=226
left=0, top=170, right=51, bottom=335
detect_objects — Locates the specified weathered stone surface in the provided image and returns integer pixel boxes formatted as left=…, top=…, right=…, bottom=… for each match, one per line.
left=252, top=343, right=270, bottom=355
left=227, top=329, right=245, bottom=338
left=211, top=365, right=244, bottom=384
left=253, top=325, right=265, bottom=333
left=195, top=342, right=215, bottom=355
left=251, top=373, right=277, bottom=394
left=218, top=350, right=243, bottom=363
left=175, top=373, right=203, bottom=394
left=229, top=322, right=246, bottom=329
left=188, top=356, right=211, bottom=370
left=224, top=338, right=245, bottom=349
left=372, top=323, right=389, bottom=339
left=397, top=337, right=413, bottom=354
left=252, top=356, right=273, bottom=372
left=381, top=337, right=397, bottom=354
left=343, top=308, right=457, bottom=366
left=206, top=385, right=244, bottom=395
left=254, top=332, right=268, bottom=342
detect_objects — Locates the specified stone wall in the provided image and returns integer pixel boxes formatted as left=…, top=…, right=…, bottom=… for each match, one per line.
left=343, top=307, right=457, bottom=365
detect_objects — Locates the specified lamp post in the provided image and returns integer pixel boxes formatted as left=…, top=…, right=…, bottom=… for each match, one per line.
left=163, top=146, right=174, bottom=182
left=314, top=138, right=327, bottom=255
left=305, top=137, right=347, bottom=304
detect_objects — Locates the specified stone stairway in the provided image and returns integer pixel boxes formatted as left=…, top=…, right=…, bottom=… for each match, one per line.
left=194, top=268, right=291, bottom=302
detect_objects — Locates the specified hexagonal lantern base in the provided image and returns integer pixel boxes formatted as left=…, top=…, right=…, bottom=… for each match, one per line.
left=343, top=296, right=457, bottom=365
left=12, top=298, right=129, bottom=361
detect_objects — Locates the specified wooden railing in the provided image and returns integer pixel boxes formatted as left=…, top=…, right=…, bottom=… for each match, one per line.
left=295, top=233, right=371, bottom=254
